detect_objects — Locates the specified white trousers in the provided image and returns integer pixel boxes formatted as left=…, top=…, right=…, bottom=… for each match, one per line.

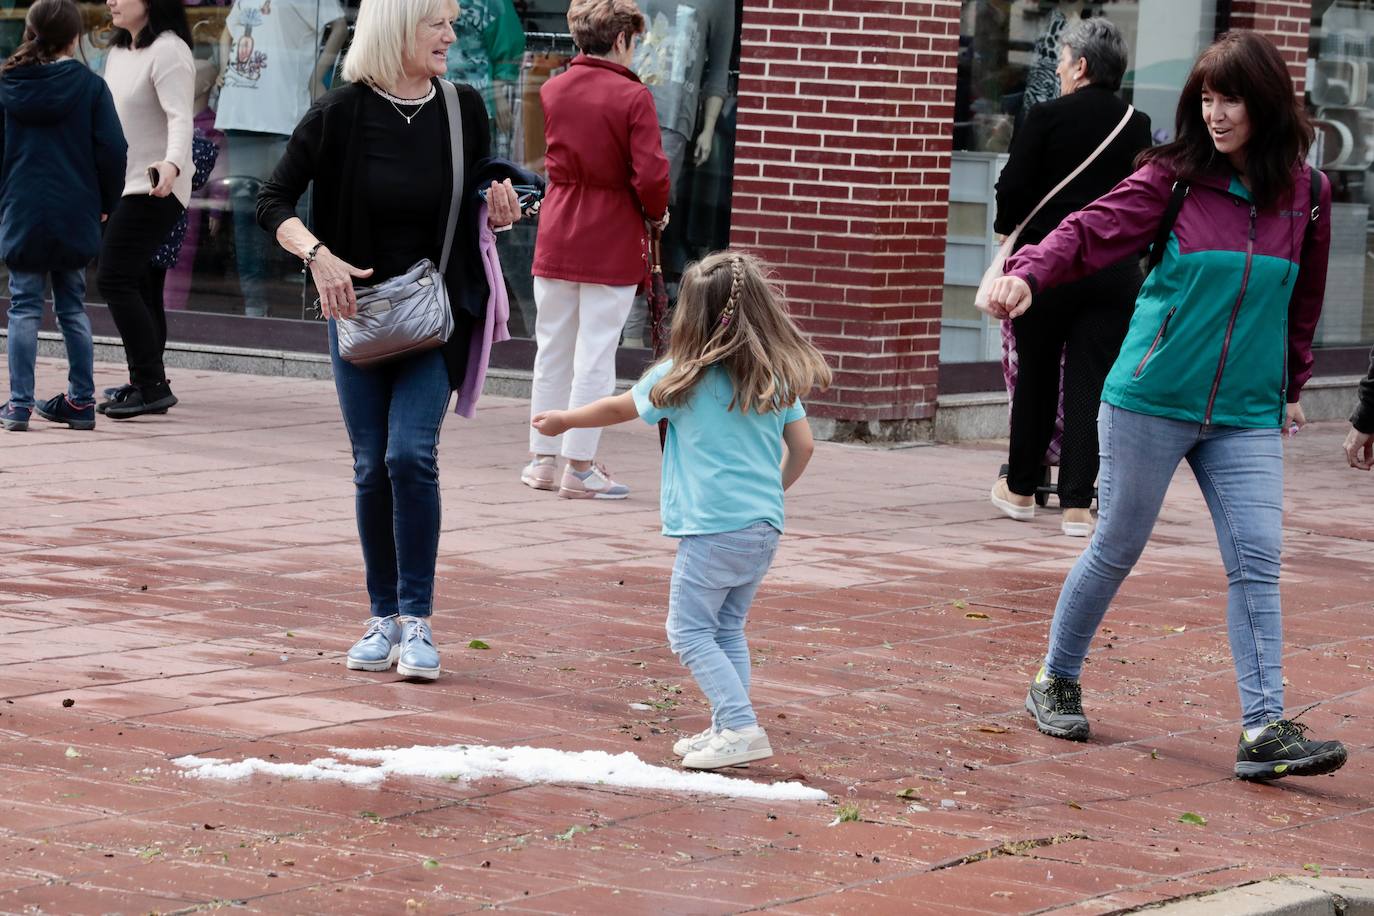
left=529, top=277, right=637, bottom=460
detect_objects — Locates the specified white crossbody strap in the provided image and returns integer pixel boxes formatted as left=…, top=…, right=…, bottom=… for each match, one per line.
left=1008, top=104, right=1136, bottom=239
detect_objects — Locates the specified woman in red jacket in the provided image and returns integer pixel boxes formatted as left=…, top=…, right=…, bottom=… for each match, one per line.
left=522, top=0, right=670, bottom=499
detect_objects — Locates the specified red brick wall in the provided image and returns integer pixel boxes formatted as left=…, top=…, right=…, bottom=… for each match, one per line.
left=1228, top=0, right=1311, bottom=94
left=730, top=0, right=961, bottom=435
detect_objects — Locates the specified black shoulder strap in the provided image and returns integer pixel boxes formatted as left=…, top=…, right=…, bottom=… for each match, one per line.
left=1146, top=179, right=1189, bottom=276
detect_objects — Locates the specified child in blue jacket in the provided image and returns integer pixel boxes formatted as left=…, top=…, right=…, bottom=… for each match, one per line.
left=0, top=0, right=126, bottom=431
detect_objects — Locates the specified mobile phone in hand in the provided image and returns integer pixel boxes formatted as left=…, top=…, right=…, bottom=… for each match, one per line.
left=146, top=165, right=160, bottom=187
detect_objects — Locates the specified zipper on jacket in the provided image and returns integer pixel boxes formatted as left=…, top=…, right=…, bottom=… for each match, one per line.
left=1133, top=306, right=1177, bottom=378
left=1204, top=204, right=1257, bottom=425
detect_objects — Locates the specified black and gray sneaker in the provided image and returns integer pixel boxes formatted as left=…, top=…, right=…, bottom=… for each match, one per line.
left=104, top=381, right=177, bottom=420
left=1025, top=668, right=1090, bottom=741
left=98, top=383, right=169, bottom=416
left=1235, top=720, right=1347, bottom=781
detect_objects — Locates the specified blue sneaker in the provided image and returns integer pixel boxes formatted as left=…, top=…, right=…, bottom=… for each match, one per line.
left=346, top=615, right=400, bottom=671
left=397, top=616, right=440, bottom=680
left=0, top=402, right=30, bottom=431
left=35, top=394, right=96, bottom=430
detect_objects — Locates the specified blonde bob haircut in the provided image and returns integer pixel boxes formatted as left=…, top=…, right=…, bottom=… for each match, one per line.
left=567, top=0, right=644, bottom=56
left=341, top=0, right=454, bottom=91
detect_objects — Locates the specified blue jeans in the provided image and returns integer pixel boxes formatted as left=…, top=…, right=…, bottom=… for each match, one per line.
left=6, top=269, right=93, bottom=409
left=1045, top=403, right=1285, bottom=727
left=329, top=322, right=452, bottom=618
left=667, top=522, right=780, bottom=731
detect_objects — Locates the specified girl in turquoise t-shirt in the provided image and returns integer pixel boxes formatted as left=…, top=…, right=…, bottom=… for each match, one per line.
left=532, top=251, right=831, bottom=770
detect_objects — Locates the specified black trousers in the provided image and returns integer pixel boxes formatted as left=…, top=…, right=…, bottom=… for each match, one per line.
left=98, top=195, right=184, bottom=388
left=1007, top=258, right=1139, bottom=508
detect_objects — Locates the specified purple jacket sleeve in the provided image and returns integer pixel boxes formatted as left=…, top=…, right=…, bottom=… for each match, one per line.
left=1286, top=170, right=1332, bottom=403
left=1003, top=162, right=1172, bottom=294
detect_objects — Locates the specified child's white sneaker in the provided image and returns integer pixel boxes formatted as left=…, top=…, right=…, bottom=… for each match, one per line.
left=682, top=725, right=772, bottom=769
left=673, top=726, right=715, bottom=757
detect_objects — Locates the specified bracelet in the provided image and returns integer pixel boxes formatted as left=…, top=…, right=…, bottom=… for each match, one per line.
left=303, top=241, right=325, bottom=268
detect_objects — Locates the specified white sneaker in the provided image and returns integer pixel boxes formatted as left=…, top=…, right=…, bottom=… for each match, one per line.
left=673, top=727, right=715, bottom=757
left=682, top=726, right=772, bottom=770
left=559, top=462, right=629, bottom=500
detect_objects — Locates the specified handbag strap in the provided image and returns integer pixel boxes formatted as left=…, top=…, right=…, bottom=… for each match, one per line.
left=437, top=79, right=464, bottom=276
left=1006, top=104, right=1136, bottom=242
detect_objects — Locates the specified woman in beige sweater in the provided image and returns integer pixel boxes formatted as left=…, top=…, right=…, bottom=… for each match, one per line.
left=97, top=0, right=193, bottom=419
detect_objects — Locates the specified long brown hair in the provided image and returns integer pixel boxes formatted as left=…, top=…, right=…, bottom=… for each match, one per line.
left=650, top=251, right=832, bottom=413
left=1138, top=31, right=1312, bottom=211
left=2, top=0, right=82, bottom=74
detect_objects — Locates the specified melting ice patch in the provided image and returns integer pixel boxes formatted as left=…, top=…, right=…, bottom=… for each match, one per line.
left=173, top=743, right=828, bottom=801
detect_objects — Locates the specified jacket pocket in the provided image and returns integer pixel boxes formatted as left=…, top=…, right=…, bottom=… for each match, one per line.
left=1133, top=306, right=1177, bottom=379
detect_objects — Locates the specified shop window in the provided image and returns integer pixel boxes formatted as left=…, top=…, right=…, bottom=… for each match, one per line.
left=0, top=0, right=742, bottom=363
left=1310, top=0, right=1374, bottom=349
left=942, top=0, right=1220, bottom=367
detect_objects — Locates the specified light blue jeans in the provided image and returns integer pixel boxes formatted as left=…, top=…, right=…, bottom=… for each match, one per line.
left=1045, top=403, right=1285, bottom=727
left=6, top=269, right=93, bottom=409
left=667, top=521, right=780, bottom=732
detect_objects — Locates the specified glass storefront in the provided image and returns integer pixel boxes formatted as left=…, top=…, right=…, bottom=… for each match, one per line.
left=941, top=0, right=1221, bottom=364
left=1309, top=0, right=1374, bottom=349
left=3, top=0, right=742, bottom=354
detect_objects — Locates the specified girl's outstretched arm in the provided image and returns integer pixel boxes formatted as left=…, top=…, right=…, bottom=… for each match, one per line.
left=532, top=391, right=639, bottom=437
left=781, top=419, right=815, bottom=491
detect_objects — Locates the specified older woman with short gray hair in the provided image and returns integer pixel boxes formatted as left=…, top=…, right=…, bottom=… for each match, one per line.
left=990, top=17, right=1152, bottom=537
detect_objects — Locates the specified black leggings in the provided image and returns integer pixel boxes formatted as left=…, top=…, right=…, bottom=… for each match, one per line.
left=1007, top=259, right=1139, bottom=508
left=98, top=194, right=184, bottom=388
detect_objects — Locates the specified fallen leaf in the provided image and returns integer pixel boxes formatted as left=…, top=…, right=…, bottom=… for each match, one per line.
left=953, top=599, right=969, bottom=610
left=977, top=725, right=1008, bottom=734
left=61, top=698, right=75, bottom=708
left=1151, top=749, right=1160, bottom=760
left=1178, top=812, right=1207, bottom=826
left=965, top=612, right=990, bottom=620
left=422, top=859, right=440, bottom=869
left=1168, top=625, right=1186, bottom=633
left=64, top=747, right=81, bottom=759
left=467, top=640, right=491, bottom=650
left=1067, top=801, right=1083, bottom=810
left=896, top=788, right=920, bottom=799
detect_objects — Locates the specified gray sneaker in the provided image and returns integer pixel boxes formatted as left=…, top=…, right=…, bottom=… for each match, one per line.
left=346, top=615, right=401, bottom=671
left=1025, top=667, right=1090, bottom=741
left=397, top=616, right=441, bottom=681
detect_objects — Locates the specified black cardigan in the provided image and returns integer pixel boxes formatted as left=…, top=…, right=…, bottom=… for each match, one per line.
left=257, top=79, right=491, bottom=389
left=994, top=85, right=1153, bottom=248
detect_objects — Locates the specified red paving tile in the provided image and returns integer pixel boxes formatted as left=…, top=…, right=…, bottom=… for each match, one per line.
left=0, top=357, right=1372, bottom=913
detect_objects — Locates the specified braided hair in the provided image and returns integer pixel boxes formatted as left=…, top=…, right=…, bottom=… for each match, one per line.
left=649, top=250, right=832, bottom=413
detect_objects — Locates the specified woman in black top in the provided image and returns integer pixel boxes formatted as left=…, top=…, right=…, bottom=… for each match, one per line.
left=257, top=0, right=521, bottom=683
left=990, top=18, right=1152, bottom=537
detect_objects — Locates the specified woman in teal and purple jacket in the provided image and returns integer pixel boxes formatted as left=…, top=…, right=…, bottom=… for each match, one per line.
left=985, top=30, right=1347, bottom=782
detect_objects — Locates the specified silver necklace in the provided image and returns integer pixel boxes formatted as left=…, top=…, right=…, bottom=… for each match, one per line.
left=371, top=83, right=436, bottom=125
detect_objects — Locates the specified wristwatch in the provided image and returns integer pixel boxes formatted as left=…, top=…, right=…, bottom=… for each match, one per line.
left=303, top=241, right=325, bottom=268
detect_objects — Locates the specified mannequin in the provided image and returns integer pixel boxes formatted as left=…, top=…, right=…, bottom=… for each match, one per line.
left=447, top=0, right=525, bottom=158
left=214, top=0, right=346, bottom=317
left=623, top=0, right=736, bottom=347
left=633, top=0, right=735, bottom=194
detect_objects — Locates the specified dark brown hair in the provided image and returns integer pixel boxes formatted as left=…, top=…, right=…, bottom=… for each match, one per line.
left=1138, top=30, right=1312, bottom=211
left=109, top=0, right=192, bottom=51
left=566, top=0, right=644, bottom=57
left=2, top=0, right=82, bottom=73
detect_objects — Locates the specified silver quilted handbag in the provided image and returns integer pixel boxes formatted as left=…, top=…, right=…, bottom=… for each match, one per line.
left=336, top=80, right=464, bottom=367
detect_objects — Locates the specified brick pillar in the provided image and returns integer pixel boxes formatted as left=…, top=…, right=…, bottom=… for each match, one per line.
left=729, top=0, right=960, bottom=441
left=1228, top=0, right=1311, bottom=94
